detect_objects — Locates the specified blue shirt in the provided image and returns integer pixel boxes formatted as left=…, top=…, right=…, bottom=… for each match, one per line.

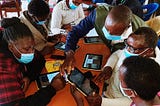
left=65, top=10, right=96, bottom=52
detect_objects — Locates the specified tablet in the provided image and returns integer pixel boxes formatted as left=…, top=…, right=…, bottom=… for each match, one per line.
left=84, top=36, right=103, bottom=44
left=68, top=68, right=99, bottom=96
left=54, top=42, right=79, bottom=51
left=36, top=71, right=59, bottom=89
left=82, top=54, right=103, bottom=70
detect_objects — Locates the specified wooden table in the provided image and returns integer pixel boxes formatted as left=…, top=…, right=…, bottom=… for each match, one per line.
left=25, top=37, right=111, bottom=106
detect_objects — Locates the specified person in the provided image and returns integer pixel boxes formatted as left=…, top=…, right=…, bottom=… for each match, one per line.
left=20, top=0, right=58, bottom=55
left=119, top=56, right=160, bottom=106
left=0, top=17, right=66, bottom=106
left=71, top=56, right=160, bottom=106
left=105, top=0, right=143, bottom=19
left=60, top=5, right=147, bottom=74
left=50, top=0, right=85, bottom=35
left=95, top=27, right=160, bottom=105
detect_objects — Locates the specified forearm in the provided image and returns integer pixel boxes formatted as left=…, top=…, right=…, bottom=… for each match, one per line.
left=65, top=10, right=96, bottom=52
left=19, top=85, right=56, bottom=106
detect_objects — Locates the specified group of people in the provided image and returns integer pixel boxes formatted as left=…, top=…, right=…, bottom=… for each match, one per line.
left=0, top=0, right=160, bottom=106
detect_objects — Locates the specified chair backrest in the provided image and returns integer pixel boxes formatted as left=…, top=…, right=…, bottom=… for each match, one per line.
left=0, top=0, right=21, bottom=18
left=141, top=3, right=159, bottom=21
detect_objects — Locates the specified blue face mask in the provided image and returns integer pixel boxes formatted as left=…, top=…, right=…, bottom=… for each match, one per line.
left=18, top=53, right=34, bottom=64
left=69, top=0, right=78, bottom=10
left=14, top=45, right=34, bottom=64
left=36, top=21, right=46, bottom=25
left=102, top=26, right=122, bottom=40
left=124, top=49, right=138, bottom=58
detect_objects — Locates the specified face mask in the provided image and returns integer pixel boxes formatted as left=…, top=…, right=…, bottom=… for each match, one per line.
left=36, top=21, right=46, bottom=25
left=124, top=49, right=139, bottom=58
left=102, top=26, right=122, bottom=40
left=124, top=48, right=149, bottom=58
left=14, top=45, right=34, bottom=64
left=119, top=82, right=136, bottom=98
left=69, top=0, right=78, bottom=10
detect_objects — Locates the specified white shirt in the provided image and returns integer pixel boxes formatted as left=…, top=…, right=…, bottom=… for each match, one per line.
left=101, top=47, right=160, bottom=106
left=50, top=0, right=85, bottom=35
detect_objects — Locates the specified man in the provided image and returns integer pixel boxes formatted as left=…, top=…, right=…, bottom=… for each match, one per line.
left=95, top=27, right=160, bottom=105
left=60, top=5, right=147, bottom=74
left=50, top=0, right=85, bottom=35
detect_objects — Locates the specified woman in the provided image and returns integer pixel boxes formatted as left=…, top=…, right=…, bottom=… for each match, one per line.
left=0, top=17, right=65, bottom=106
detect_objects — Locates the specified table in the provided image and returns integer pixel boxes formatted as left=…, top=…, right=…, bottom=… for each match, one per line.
left=25, top=37, right=111, bottom=106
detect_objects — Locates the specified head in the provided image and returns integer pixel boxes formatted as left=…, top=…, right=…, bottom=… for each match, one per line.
left=119, top=56, right=160, bottom=101
left=28, top=0, right=50, bottom=24
left=124, top=27, right=158, bottom=57
left=102, top=5, right=132, bottom=40
left=67, top=0, right=82, bottom=10
left=2, top=17, right=35, bottom=64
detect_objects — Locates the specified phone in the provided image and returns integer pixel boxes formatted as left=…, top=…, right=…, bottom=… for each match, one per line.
left=36, top=71, right=59, bottom=88
left=84, top=36, right=103, bottom=44
left=68, top=68, right=99, bottom=96
left=50, top=55, right=65, bottom=60
left=54, top=42, right=79, bottom=51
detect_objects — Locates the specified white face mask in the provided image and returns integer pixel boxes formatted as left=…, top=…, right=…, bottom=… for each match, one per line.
left=119, top=82, right=137, bottom=98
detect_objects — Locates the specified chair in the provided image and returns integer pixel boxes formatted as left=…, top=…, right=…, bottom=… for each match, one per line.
left=141, top=3, right=159, bottom=21
left=0, top=0, right=21, bottom=18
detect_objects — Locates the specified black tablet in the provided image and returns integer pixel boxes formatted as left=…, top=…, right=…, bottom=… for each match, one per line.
left=36, top=71, right=59, bottom=89
left=84, top=36, right=103, bottom=44
left=82, top=54, right=103, bottom=70
left=68, top=68, right=99, bottom=96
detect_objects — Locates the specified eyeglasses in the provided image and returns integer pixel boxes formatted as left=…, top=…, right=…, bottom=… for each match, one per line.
left=124, top=39, right=148, bottom=53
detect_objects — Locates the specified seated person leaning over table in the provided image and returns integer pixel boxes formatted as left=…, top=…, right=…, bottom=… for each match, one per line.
left=20, top=0, right=59, bottom=56
left=94, top=27, right=160, bottom=106
left=50, top=0, right=85, bottom=35
left=70, top=56, right=160, bottom=106
left=0, top=17, right=66, bottom=106
left=60, top=5, right=147, bottom=74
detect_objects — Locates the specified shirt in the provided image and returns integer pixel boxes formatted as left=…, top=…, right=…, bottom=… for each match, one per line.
left=101, top=47, right=160, bottom=105
left=0, top=33, right=52, bottom=105
left=50, top=0, right=85, bottom=35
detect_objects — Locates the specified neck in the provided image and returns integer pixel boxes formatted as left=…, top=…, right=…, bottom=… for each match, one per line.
left=132, top=97, right=154, bottom=106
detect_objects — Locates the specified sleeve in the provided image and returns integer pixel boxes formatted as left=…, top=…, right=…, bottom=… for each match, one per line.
left=19, top=85, right=56, bottom=106
left=50, top=4, right=66, bottom=35
left=24, top=50, right=46, bottom=81
left=104, top=50, right=120, bottom=69
left=65, top=9, right=96, bottom=52
left=101, top=96, right=132, bottom=106
left=73, top=4, right=85, bottom=25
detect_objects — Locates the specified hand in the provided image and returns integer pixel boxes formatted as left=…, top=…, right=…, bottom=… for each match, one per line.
left=62, top=24, right=72, bottom=32
left=95, top=66, right=112, bottom=83
left=51, top=74, right=66, bottom=91
left=22, top=77, right=30, bottom=92
left=40, top=43, right=55, bottom=56
left=70, top=85, right=84, bottom=106
left=60, top=50, right=75, bottom=75
left=86, top=92, right=102, bottom=106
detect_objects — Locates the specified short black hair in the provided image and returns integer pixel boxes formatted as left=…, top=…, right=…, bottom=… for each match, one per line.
left=28, top=0, right=50, bottom=18
left=109, top=5, right=132, bottom=26
left=1, top=17, right=33, bottom=43
left=122, top=56, right=160, bottom=101
left=133, top=27, right=158, bottom=48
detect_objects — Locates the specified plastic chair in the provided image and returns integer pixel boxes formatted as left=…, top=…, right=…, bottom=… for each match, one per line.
left=141, top=3, right=159, bottom=21
left=92, top=0, right=105, bottom=4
